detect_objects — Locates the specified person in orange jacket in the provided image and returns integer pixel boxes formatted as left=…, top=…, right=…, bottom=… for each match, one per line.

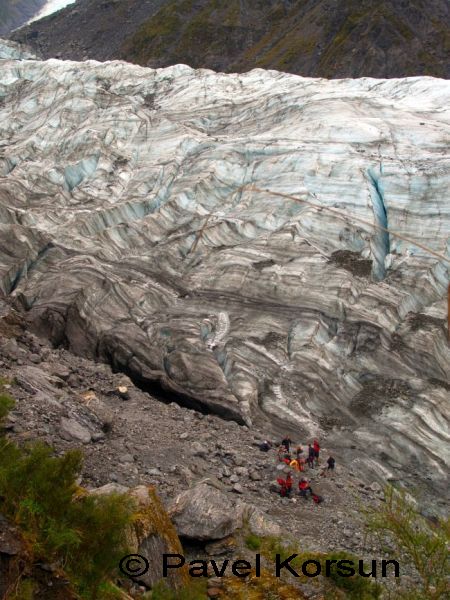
left=289, top=458, right=300, bottom=471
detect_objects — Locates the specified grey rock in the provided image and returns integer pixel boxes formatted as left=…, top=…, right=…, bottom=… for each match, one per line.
left=169, top=483, right=245, bottom=541
left=232, top=483, right=244, bottom=494
left=234, top=466, right=249, bottom=477
left=81, top=393, right=114, bottom=431
left=205, top=537, right=236, bottom=556
left=147, top=468, right=162, bottom=477
left=90, top=483, right=130, bottom=496
left=244, top=507, right=281, bottom=539
left=50, top=364, right=71, bottom=380
left=370, top=481, right=382, bottom=493
left=190, top=441, right=209, bottom=458
left=60, top=417, right=91, bottom=443
left=121, top=453, right=134, bottom=463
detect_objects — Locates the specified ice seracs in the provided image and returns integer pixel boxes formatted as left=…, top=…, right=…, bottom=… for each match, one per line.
left=0, top=41, right=448, bottom=500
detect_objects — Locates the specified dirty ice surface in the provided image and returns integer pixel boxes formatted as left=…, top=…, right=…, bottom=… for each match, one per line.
left=0, top=41, right=449, bottom=505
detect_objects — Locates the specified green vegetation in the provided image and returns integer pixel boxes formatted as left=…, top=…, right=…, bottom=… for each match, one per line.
left=147, top=579, right=208, bottom=600
left=240, top=530, right=382, bottom=599
left=0, top=383, right=136, bottom=600
left=365, top=486, right=450, bottom=599
left=119, top=0, right=447, bottom=78
left=245, top=532, right=262, bottom=551
left=0, top=381, right=15, bottom=421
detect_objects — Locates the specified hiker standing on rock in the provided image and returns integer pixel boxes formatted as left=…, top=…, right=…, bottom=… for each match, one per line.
left=281, top=435, right=292, bottom=453
left=307, top=444, right=315, bottom=468
left=313, top=439, right=320, bottom=466
left=325, top=455, right=335, bottom=475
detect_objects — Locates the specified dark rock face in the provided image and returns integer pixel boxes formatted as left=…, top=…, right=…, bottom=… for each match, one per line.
left=0, top=0, right=46, bottom=36
left=10, top=0, right=450, bottom=78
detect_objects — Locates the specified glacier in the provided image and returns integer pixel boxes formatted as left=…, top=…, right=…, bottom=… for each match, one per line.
left=0, top=41, right=449, bottom=498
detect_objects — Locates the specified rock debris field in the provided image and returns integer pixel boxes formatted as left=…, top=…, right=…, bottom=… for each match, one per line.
left=0, top=317, right=400, bottom=560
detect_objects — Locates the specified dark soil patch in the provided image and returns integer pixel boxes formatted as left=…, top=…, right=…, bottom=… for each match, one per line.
left=428, top=377, right=450, bottom=391
left=350, top=376, right=412, bottom=416
left=407, top=313, right=445, bottom=332
left=328, top=250, right=372, bottom=278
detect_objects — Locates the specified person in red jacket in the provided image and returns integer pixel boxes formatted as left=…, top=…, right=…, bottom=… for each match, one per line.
left=285, top=474, right=293, bottom=496
left=277, top=474, right=293, bottom=498
left=298, top=478, right=313, bottom=498
left=313, top=439, right=320, bottom=466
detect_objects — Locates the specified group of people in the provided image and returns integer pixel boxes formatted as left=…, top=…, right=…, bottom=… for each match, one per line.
left=260, top=435, right=336, bottom=504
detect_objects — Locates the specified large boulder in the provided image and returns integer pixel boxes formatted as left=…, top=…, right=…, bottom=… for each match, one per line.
left=92, top=484, right=188, bottom=591
left=168, top=482, right=245, bottom=541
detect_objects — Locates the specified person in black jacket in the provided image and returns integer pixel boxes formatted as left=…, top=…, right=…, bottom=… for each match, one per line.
left=281, top=436, right=292, bottom=452
left=326, top=455, right=335, bottom=475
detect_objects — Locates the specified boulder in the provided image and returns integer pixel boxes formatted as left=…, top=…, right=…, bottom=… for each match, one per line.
left=51, top=364, right=71, bottom=380
left=60, top=417, right=91, bottom=443
left=127, top=486, right=188, bottom=590
left=90, top=483, right=129, bottom=496
left=169, top=483, right=245, bottom=541
left=92, top=484, right=188, bottom=591
left=80, top=391, right=114, bottom=431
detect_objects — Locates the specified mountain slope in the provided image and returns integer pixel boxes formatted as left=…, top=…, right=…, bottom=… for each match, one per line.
left=10, top=0, right=450, bottom=78
left=0, top=0, right=46, bottom=35
left=0, top=42, right=449, bottom=499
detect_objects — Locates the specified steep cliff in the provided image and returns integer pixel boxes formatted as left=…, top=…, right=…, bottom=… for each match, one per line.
left=10, top=0, right=450, bottom=79
left=0, top=0, right=46, bottom=36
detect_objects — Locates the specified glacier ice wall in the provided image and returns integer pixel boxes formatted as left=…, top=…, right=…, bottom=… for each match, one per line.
left=0, top=41, right=449, bottom=495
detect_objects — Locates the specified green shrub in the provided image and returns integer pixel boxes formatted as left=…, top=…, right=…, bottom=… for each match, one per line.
left=322, top=551, right=382, bottom=599
left=365, top=486, right=450, bottom=599
left=245, top=532, right=262, bottom=551
left=258, top=537, right=381, bottom=598
left=7, top=579, right=35, bottom=600
left=0, top=396, right=135, bottom=600
left=0, top=389, right=15, bottom=423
